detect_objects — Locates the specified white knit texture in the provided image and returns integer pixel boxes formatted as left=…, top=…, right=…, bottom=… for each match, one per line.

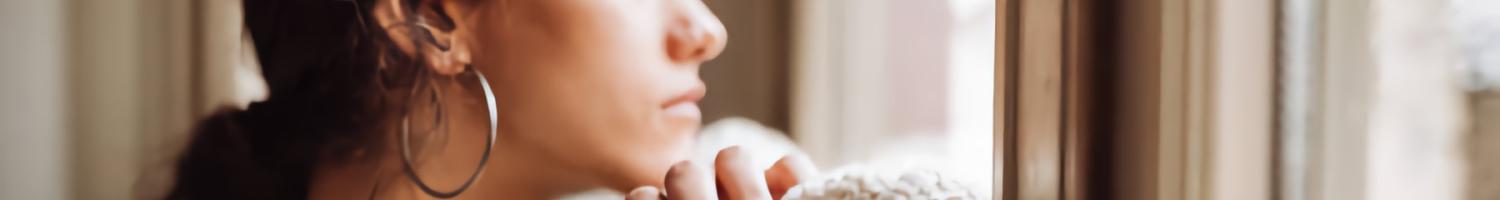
left=782, top=167, right=980, bottom=200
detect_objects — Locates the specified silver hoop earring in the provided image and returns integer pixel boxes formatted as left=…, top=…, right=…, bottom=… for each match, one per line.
left=400, top=68, right=497, bottom=199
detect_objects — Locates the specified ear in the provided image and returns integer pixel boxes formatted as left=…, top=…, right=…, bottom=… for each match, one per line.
left=372, top=0, right=474, bottom=76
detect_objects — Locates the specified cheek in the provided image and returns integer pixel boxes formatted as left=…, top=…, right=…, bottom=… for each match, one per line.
left=480, top=28, right=690, bottom=187
left=476, top=0, right=694, bottom=187
left=579, top=65, right=696, bottom=188
left=505, top=66, right=693, bottom=189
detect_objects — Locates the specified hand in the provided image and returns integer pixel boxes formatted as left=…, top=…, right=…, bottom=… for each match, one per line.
left=627, top=146, right=818, bottom=200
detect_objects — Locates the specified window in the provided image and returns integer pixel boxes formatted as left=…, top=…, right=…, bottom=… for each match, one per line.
left=791, top=0, right=996, bottom=195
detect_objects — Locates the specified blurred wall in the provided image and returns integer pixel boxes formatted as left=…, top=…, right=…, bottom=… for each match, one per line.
left=700, top=0, right=792, bottom=131
left=0, top=0, right=70, bottom=199
left=0, top=0, right=244, bottom=198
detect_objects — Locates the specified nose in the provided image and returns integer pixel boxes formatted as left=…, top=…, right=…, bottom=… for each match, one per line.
left=665, top=0, right=727, bottom=64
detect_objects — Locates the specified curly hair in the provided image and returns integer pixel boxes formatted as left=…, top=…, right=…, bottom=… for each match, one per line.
left=166, top=0, right=456, bottom=199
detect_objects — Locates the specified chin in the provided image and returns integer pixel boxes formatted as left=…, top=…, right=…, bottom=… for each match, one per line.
left=595, top=123, right=697, bottom=191
left=605, top=156, right=674, bottom=192
left=607, top=144, right=691, bottom=190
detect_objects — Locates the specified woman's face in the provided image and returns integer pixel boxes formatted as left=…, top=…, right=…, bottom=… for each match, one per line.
left=461, top=0, right=725, bottom=191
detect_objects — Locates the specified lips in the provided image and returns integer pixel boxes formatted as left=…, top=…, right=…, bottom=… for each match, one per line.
left=663, top=102, right=701, bottom=119
left=662, top=85, right=707, bottom=120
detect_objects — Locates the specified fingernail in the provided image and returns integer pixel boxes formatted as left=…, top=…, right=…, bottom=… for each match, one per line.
left=629, top=186, right=660, bottom=199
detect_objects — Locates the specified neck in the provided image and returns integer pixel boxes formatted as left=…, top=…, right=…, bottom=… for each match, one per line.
left=457, top=147, right=593, bottom=199
left=329, top=139, right=589, bottom=200
left=315, top=81, right=600, bottom=200
left=413, top=80, right=597, bottom=199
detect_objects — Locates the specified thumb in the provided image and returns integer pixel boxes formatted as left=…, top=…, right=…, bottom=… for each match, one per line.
left=627, top=186, right=663, bottom=200
left=764, top=153, right=818, bottom=199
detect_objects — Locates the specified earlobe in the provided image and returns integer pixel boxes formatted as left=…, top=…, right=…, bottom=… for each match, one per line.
left=425, top=30, right=471, bottom=76
left=372, top=0, right=474, bottom=76
left=426, top=0, right=477, bottom=76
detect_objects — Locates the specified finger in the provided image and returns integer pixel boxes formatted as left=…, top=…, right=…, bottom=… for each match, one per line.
left=666, top=160, right=716, bottom=200
left=765, top=153, right=818, bottom=199
left=714, top=146, right=772, bottom=200
left=628, top=186, right=663, bottom=200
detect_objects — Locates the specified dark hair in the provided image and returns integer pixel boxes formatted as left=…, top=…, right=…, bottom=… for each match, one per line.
left=165, top=0, right=451, bottom=199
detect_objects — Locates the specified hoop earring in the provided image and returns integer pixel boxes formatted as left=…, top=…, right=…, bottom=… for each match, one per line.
left=400, top=67, right=497, bottom=198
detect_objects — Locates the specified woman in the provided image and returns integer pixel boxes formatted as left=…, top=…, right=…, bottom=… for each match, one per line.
left=168, top=0, right=813, bottom=199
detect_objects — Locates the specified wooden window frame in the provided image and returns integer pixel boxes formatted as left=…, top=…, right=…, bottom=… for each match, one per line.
left=998, top=0, right=1274, bottom=199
